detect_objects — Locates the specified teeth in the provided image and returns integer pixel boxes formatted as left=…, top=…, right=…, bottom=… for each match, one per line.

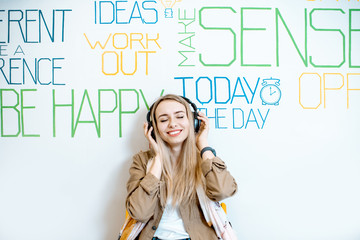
left=169, top=130, right=181, bottom=135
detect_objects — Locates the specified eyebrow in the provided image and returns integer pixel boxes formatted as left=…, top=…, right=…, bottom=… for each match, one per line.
left=157, top=110, right=185, bottom=119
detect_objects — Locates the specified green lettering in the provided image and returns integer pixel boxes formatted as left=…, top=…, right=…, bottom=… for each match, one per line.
left=119, top=89, right=139, bottom=138
left=310, top=9, right=345, bottom=68
left=199, top=7, right=236, bottom=67
left=349, top=9, right=360, bottom=68
left=98, top=89, right=118, bottom=138
left=73, top=90, right=99, bottom=137
left=276, top=8, right=308, bottom=67
left=0, top=89, right=20, bottom=137
left=241, top=7, right=272, bottom=67
left=52, top=89, right=74, bottom=137
left=20, top=89, right=39, bottom=137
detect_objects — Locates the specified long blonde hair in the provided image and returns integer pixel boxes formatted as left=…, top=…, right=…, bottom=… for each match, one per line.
left=149, top=94, right=203, bottom=206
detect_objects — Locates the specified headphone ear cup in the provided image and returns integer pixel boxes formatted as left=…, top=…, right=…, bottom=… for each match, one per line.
left=182, top=96, right=200, bottom=133
left=147, top=121, right=156, bottom=141
left=146, top=107, right=156, bottom=141
left=193, top=112, right=201, bottom=133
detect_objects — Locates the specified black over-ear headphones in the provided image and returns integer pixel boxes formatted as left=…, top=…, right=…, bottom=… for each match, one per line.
left=146, top=96, right=201, bottom=140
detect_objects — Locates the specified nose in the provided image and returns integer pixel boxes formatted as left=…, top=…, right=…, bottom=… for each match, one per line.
left=168, top=117, right=177, bottom=128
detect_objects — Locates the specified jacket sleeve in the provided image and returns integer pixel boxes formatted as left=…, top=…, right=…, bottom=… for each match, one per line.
left=125, top=151, right=161, bottom=223
left=201, top=156, right=237, bottom=202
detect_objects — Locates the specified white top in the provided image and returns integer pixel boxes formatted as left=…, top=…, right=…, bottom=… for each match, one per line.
left=154, top=198, right=190, bottom=240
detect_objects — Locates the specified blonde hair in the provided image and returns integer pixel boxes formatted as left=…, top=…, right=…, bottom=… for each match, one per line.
left=149, top=94, right=203, bottom=206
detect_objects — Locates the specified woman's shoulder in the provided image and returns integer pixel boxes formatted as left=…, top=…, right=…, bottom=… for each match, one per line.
left=132, top=149, right=153, bottom=163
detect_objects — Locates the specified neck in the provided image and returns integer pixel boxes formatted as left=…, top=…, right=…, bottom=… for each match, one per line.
left=169, top=144, right=182, bottom=163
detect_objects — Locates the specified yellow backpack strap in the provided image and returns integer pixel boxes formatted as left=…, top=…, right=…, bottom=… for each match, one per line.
left=220, top=202, right=227, bottom=214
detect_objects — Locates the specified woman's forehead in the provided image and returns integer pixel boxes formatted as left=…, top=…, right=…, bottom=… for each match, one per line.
left=155, top=100, right=186, bottom=117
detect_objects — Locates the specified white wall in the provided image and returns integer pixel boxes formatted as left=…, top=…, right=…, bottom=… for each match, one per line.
left=0, top=0, right=360, bottom=239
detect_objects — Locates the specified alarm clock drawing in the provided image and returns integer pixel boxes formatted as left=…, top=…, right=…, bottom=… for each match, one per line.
left=260, top=78, right=282, bottom=105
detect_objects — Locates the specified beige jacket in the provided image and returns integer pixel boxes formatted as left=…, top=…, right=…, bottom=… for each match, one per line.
left=125, top=150, right=237, bottom=240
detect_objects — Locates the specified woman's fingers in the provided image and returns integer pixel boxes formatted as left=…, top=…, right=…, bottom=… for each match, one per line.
left=197, top=111, right=209, bottom=130
left=196, top=111, right=210, bottom=150
left=144, top=122, right=159, bottom=152
left=143, top=122, right=149, bottom=134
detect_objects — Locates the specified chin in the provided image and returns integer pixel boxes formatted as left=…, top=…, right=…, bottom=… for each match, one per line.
left=165, top=137, right=187, bottom=148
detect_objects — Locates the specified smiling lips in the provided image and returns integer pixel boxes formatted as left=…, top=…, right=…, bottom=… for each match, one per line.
left=167, top=129, right=182, bottom=137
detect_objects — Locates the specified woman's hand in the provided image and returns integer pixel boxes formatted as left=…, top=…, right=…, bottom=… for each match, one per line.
left=144, top=122, right=162, bottom=178
left=144, top=122, right=159, bottom=154
left=196, top=111, right=210, bottom=151
left=196, top=112, right=216, bottom=160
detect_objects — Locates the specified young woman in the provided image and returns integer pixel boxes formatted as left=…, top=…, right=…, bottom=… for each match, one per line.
left=125, top=94, right=237, bottom=240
